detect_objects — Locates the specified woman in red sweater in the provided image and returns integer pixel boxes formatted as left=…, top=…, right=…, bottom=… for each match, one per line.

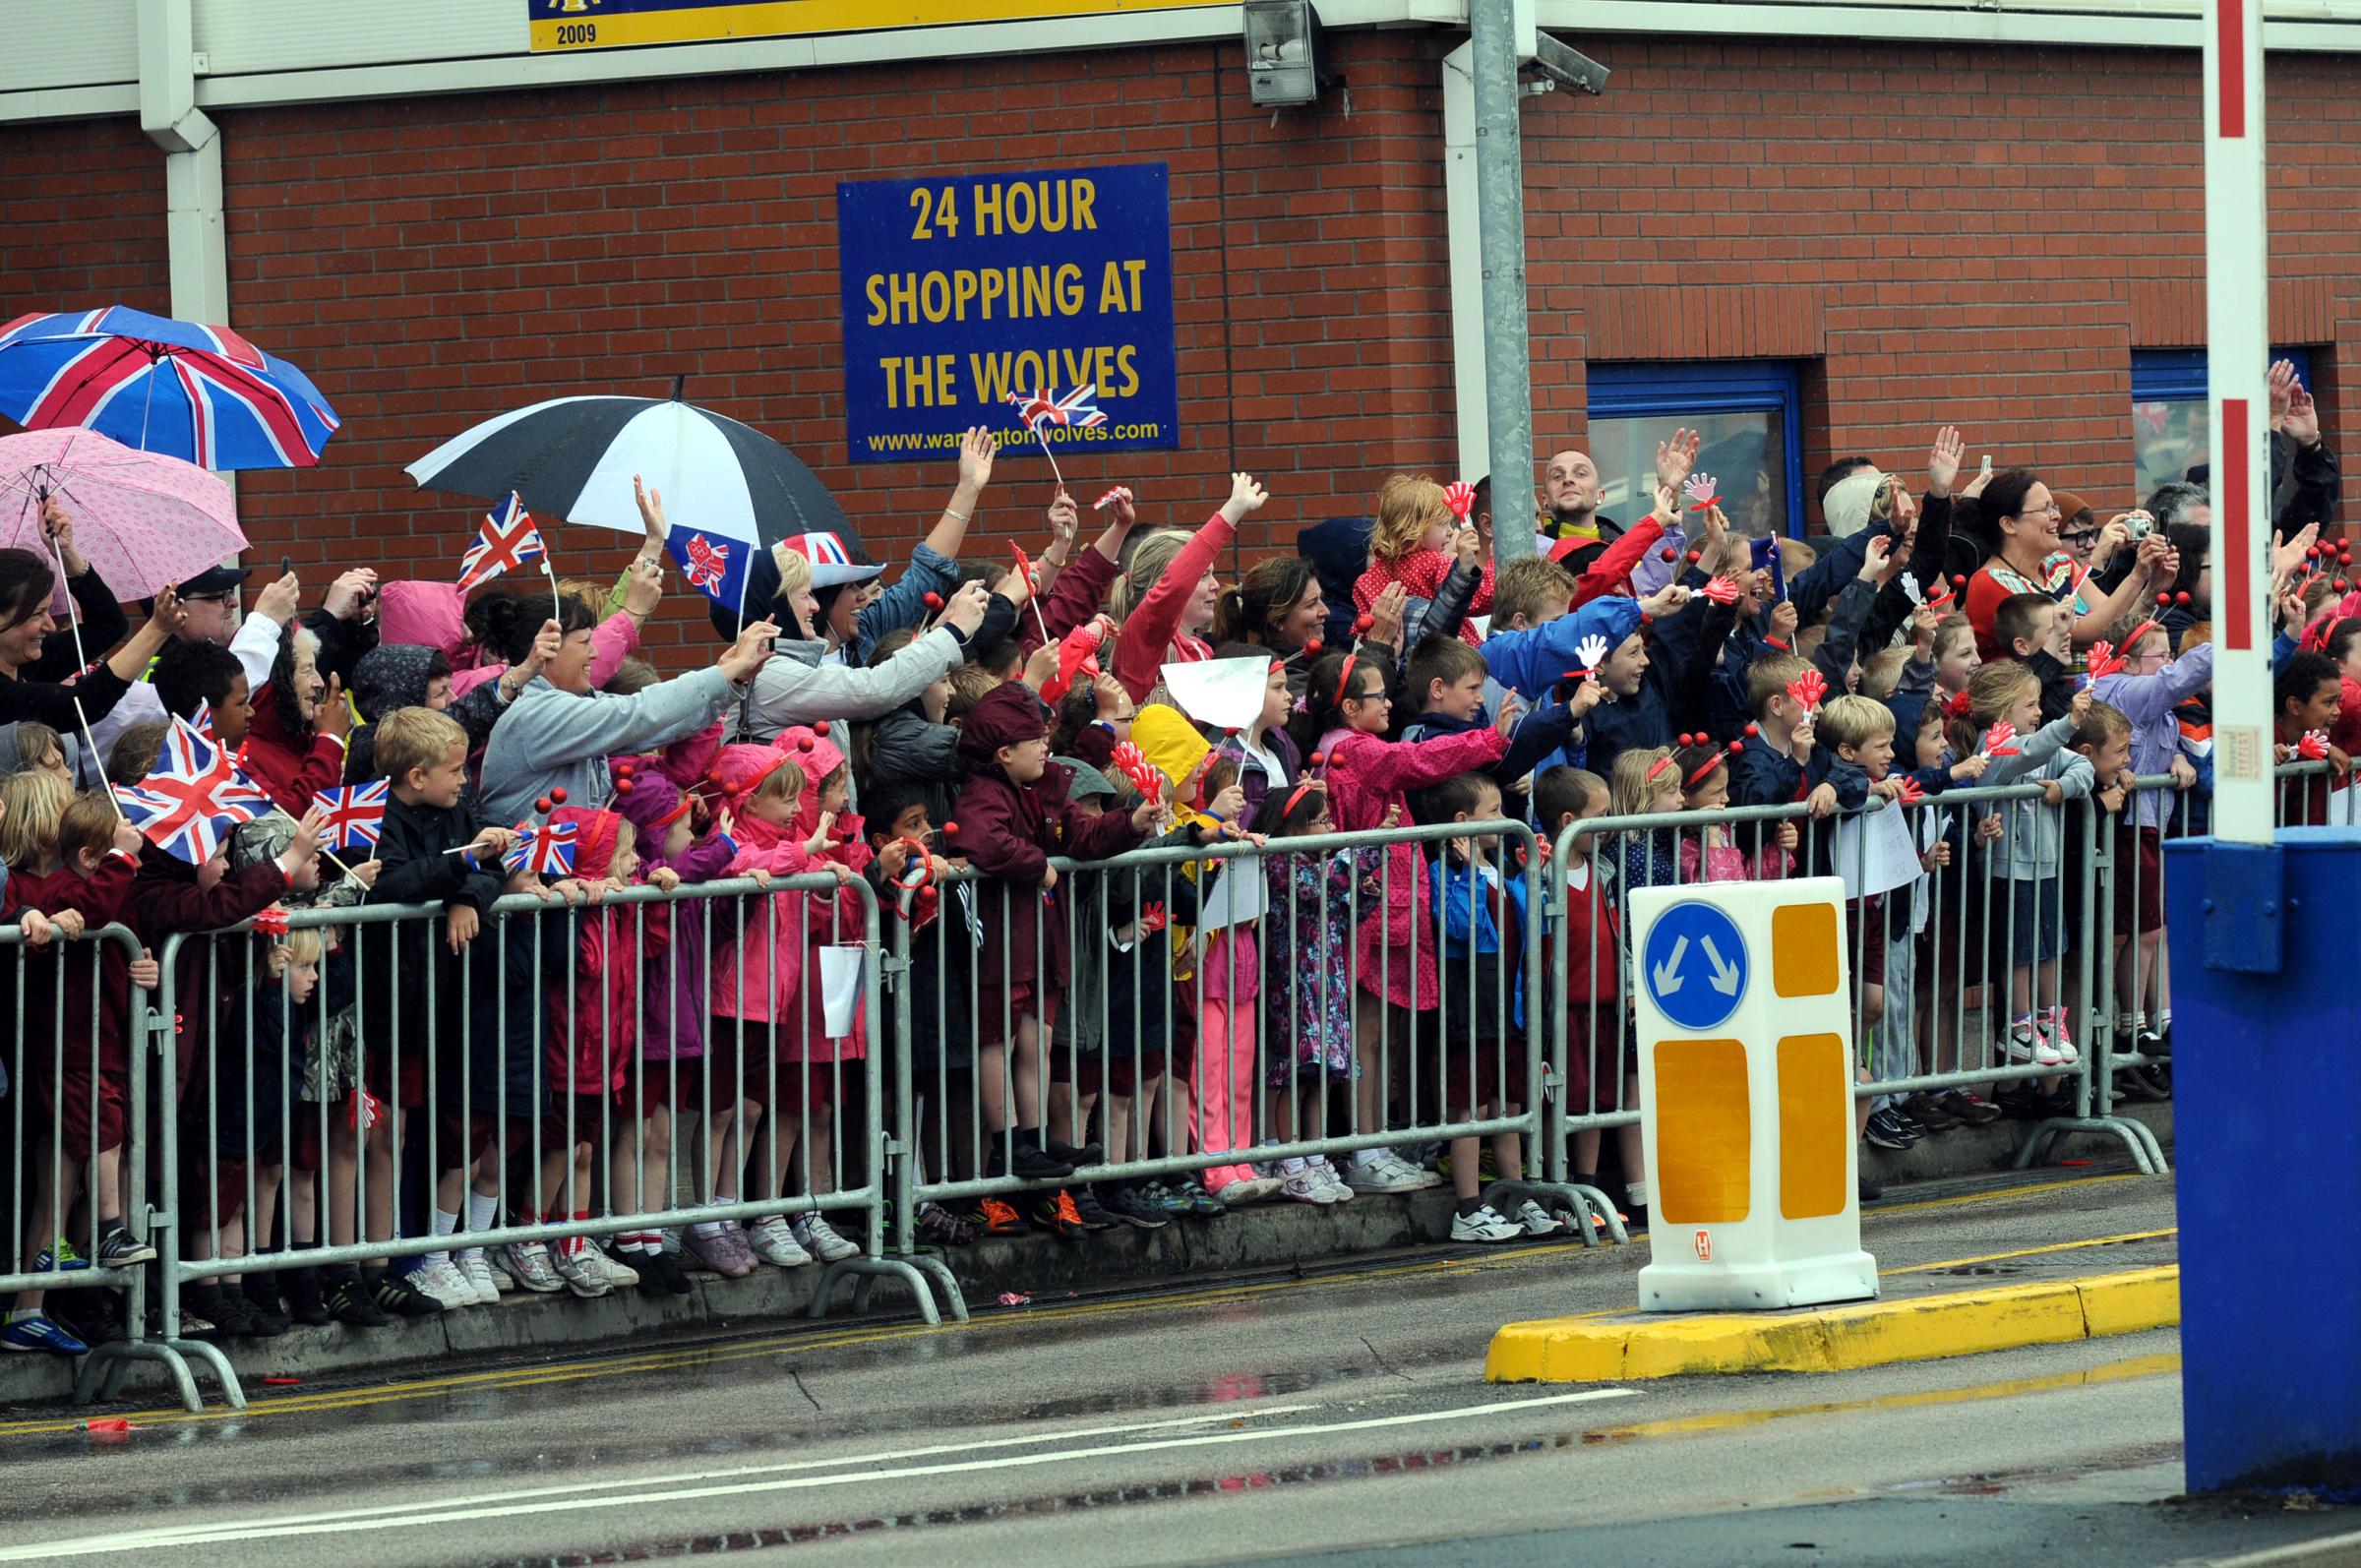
left=1111, top=473, right=1268, bottom=703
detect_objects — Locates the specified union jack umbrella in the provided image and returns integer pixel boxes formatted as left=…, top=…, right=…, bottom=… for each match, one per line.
left=314, top=779, right=391, bottom=854
left=505, top=820, right=579, bottom=877
left=116, top=715, right=272, bottom=866
left=455, top=492, right=549, bottom=592
left=0, top=306, right=338, bottom=470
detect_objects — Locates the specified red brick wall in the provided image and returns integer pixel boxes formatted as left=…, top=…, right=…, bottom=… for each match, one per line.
left=0, top=117, right=173, bottom=364
left=1521, top=38, right=2360, bottom=517
left=6, top=31, right=2359, bottom=661
left=215, top=33, right=1456, bottom=655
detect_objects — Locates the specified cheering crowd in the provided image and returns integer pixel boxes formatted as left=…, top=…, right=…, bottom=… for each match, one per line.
left=0, top=371, right=2351, bottom=1357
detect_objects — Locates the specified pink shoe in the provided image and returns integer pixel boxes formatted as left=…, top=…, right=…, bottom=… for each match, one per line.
left=685, top=1223, right=754, bottom=1279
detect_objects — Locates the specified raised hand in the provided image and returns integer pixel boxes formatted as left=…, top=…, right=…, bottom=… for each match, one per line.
left=633, top=474, right=667, bottom=540
left=956, top=425, right=997, bottom=494
left=1927, top=426, right=1964, bottom=498
left=2287, top=380, right=2323, bottom=447
left=1221, top=471, right=1269, bottom=524
left=1655, top=428, right=1702, bottom=492
left=719, top=620, right=780, bottom=684
left=2269, top=359, right=2297, bottom=425
left=254, top=570, right=303, bottom=628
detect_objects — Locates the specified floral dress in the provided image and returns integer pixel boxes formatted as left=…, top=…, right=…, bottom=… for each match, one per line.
left=1260, top=840, right=1382, bottom=1085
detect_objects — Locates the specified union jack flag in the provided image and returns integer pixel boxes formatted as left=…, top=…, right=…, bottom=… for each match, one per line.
left=504, top=819, right=578, bottom=877
left=189, top=697, right=214, bottom=741
left=456, top=492, right=547, bottom=592
left=1006, top=384, right=1108, bottom=431
left=116, top=715, right=272, bottom=865
left=314, top=779, right=390, bottom=854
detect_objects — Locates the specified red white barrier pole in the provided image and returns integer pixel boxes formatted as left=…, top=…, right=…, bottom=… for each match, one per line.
left=2205, top=0, right=2275, bottom=846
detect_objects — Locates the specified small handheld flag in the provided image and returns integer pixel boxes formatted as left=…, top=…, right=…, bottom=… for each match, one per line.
left=190, top=698, right=215, bottom=741
left=1005, top=384, right=1107, bottom=490
left=1748, top=534, right=1786, bottom=603
left=116, top=715, right=272, bottom=866
left=314, top=779, right=390, bottom=854
left=456, top=492, right=547, bottom=593
left=664, top=526, right=752, bottom=614
left=504, top=819, right=578, bottom=877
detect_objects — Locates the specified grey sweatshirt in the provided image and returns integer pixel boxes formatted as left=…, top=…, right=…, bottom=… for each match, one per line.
left=478, top=667, right=740, bottom=828
left=742, top=628, right=967, bottom=741
left=1979, top=713, right=2093, bottom=880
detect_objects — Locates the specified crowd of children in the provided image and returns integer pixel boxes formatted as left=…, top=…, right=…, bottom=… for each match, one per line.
left=0, top=394, right=2348, bottom=1355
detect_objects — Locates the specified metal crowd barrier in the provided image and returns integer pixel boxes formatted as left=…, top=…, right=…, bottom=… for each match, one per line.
left=29, top=761, right=2289, bottom=1415
left=1546, top=778, right=2176, bottom=1190
left=0, top=922, right=206, bottom=1404
left=886, top=818, right=1606, bottom=1251
left=147, top=872, right=944, bottom=1414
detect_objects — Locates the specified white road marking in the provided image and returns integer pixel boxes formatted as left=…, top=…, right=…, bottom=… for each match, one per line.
left=4, top=1389, right=1635, bottom=1558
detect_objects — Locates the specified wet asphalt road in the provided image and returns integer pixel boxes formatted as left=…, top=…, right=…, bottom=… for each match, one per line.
left=0, top=1167, right=2353, bottom=1567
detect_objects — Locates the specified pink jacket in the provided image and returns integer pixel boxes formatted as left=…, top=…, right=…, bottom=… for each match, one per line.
left=1678, top=830, right=1791, bottom=885
left=1317, top=723, right=1508, bottom=1008
left=708, top=815, right=867, bottom=1059
left=375, top=579, right=641, bottom=697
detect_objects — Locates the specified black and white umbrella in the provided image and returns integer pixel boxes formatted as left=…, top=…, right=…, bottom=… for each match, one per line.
left=403, top=383, right=853, bottom=553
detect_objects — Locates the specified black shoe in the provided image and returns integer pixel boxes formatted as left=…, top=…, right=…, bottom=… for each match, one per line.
left=1858, top=1173, right=1885, bottom=1203
left=52, top=1289, right=128, bottom=1347
left=190, top=1283, right=260, bottom=1337
left=1621, top=1202, right=1651, bottom=1236
left=1011, top=1142, right=1076, bottom=1181
left=1102, top=1184, right=1170, bottom=1230
left=326, top=1270, right=391, bottom=1327
left=1027, top=1189, right=1089, bottom=1241
left=636, top=1248, right=695, bottom=1297
left=1939, top=1090, right=2003, bottom=1127
left=238, top=1281, right=290, bottom=1338
left=95, top=1225, right=157, bottom=1268
left=1047, top=1138, right=1104, bottom=1171
left=370, top=1269, right=445, bottom=1318
left=1173, top=1175, right=1226, bottom=1218
left=1863, top=1108, right=1919, bottom=1151
left=1899, top=1093, right=1960, bottom=1132
left=1995, top=1084, right=2057, bottom=1121
left=1067, top=1186, right=1120, bottom=1231
left=283, top=1265, right=333, bottom=1328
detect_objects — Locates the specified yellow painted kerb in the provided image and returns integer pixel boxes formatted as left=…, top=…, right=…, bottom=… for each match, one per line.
left=1484, top=1265, right=2179, bottom=1383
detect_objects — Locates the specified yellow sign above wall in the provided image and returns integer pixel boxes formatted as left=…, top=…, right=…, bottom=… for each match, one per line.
left=528, top=0, right=1216, bottom=52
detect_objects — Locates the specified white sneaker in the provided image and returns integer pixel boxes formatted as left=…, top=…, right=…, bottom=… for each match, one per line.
left=792, top=1213, right=861, bottom=1263
left=1393, top=1152, right=1445, bottom=1190
left=456, top=1248, right=501, bottom=1305
left=1213, top=1176, right=1282, bottom=1207
left=591, top=1244, right=639, bottom=1290
left=550, top=1243, right=612, bottom=1298
left=744, top=1215, right=814, bottom=1268
left=1344, top=1152, right=1424, bottom=1194
left=1450, top=1204, right=1525, bottom=1243
left=1281, top=1165, right=1338, bottom=1205
left=410, top=1256, right=477, bottom=1309
left=494, top=1239, right=564, bottom=1294
left=1513, top=1199, right=1561, bottom=1236
left=2002, top=1024, right=2065, bottom=1069
left=1311, top=1158, right=1356, bottom=1203
left=2042, top=1010, right=2081, bottom=1066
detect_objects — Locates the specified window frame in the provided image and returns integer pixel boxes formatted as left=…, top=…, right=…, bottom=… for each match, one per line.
left=2130, top=345, right=2314, bottom=403
left=1586, top=360, right=1807, bottom=538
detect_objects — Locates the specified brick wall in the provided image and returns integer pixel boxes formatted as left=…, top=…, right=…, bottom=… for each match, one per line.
left=0, top=118, right=172, bottom=323
left=214, top=32, right=1455, bottom=655
left=5, top=31, right=2360, bottom=662
left=1521, top=38, right=2361, bottom=514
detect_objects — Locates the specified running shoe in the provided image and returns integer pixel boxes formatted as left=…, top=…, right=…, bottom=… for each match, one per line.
left=745, top=1216, right=815, bottom=1268
left=496, top=1238, right=568, bottom=1293
left=1513, top=1199, right=1561, bottom=1236
left=791, top=1213, right=862, bottom=1263
left=1449, top=1204, right=1524, bottom=1243
left=0, top=1311, right=87, bottom=1356
left=1104, top=1184, right=1172, bottom=1228
left=549, top=1243, right=611, bottom=1299
left=456, top=1250, right=502, bottom=1306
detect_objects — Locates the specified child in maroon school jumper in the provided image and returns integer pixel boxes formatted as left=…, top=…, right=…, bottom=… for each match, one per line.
left=951, top=682, right=1157, bottom=1185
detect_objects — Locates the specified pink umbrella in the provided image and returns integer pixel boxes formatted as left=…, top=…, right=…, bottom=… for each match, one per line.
left=0, top=427, right=246, bottom=600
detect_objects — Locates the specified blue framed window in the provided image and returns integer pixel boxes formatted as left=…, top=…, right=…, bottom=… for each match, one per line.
left=1587, top=360, right=1805, bottom=537
left=2131, top=346, right=2313, bottom=499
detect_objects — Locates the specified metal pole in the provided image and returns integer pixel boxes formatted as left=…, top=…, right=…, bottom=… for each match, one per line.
left=1472, top=0, right=1535, bottom=563
left=2204, top=0, right=2273, bottom=846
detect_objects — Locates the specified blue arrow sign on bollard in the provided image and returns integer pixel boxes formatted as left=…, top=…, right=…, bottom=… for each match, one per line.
left=1641, top=900, right=1749, bottom=1032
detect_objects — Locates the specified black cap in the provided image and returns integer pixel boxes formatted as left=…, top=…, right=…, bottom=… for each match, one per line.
left=175, top=564, right=251, bottom=597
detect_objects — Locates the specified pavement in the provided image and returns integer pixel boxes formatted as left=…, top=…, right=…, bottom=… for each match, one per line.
left=4, top=1160, right=2350, bottom=1567
left=0, top=1098, right=2177, bottom=1410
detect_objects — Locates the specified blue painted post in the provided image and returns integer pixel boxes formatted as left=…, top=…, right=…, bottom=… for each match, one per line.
left=2165, top=829, right=2361, bottom=1492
